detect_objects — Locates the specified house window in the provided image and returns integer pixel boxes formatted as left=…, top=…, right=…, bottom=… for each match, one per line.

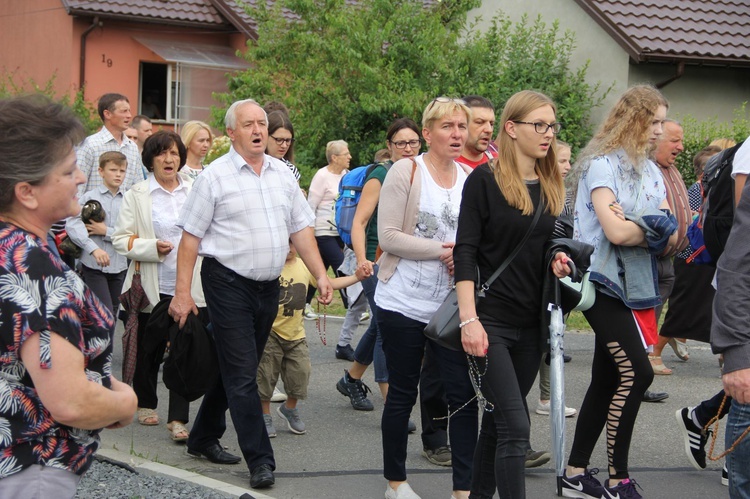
left=139, top=62, right=175, bottom=121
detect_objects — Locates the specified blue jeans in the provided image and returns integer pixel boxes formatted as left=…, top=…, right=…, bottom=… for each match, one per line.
left=187, top=258, right=277, bottom=472
left=727, top=399, right=750, bottom=498
left=352, top=265, right=387, bottom=382
left=378, top=306, right=477, bottom=490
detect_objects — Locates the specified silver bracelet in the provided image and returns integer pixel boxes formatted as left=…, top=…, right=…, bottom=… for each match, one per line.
left=459, top=317, right=480, bottom=329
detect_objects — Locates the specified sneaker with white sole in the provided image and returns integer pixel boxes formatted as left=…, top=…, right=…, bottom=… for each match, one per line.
left=385, top=482, right=421, bottom=499
left=277, top=404, right=306, bottom=434
left=602, top=478, right=642, bottom=499
left=560, top=468, right=605, bottom=499
left=270, top=386, right=288, bottom=403
left=263, top=414, right=276, bottom=438
left=675, top=406, right=708, bottom=469
left=359, top=311, right=370, bottom=323
left=722, top=464, right=728, bottom=486
left=303, top=304, right=318, bottom=320
left=536, top=400, right=577, bottom=417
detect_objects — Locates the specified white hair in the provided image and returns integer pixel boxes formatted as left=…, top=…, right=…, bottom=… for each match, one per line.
left=224, top=99, right=268, bottom=129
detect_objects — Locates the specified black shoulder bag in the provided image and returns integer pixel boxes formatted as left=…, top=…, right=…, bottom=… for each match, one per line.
left=424, top=198, right=545, bottom=351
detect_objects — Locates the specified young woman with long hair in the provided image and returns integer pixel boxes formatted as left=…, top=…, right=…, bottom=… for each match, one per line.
left=561, top=85, right=677, bottom=499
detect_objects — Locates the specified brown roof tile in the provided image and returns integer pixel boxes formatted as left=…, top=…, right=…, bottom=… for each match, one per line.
left=61, top=0, right=231, bottom=28
left=574, top=0, right=750, bottom=66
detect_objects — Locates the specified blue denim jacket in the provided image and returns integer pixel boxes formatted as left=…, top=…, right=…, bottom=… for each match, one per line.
left=589, top=207, right=676, bottom=309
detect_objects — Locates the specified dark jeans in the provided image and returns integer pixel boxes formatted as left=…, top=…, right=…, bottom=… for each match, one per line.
left=695, top=389, right=731, bottom=426
left=568, top=292, right=654, bottom=479
left=133, top=293, right=189, bottom=423
left=378, top=306, right=477, bottom=491
left=469, top=320, right=542, bottom=499
left=352, top=265, right=387, bottom=382
left=187, top=258, right=278, bottom=472
left=420, top=343, right=449, bottom=451
left=80, top=266, right=126, bottom=316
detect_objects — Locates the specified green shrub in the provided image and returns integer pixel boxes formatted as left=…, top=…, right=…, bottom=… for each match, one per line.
left=0, top=72, right=101, bottom=135
left=675, top=103, right=750, bottom=186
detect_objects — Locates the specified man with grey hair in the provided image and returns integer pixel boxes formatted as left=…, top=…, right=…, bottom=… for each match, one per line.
left=169, top=98, right=335, bottom=490
left=645, top=120, right=691, bottom=395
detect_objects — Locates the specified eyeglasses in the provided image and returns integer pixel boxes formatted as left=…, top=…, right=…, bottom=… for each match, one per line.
left=269, top=136, right=294, bottom=145
left=512, top=121, right=562, bottom=135
left=389, top=139, right=421, bottom=150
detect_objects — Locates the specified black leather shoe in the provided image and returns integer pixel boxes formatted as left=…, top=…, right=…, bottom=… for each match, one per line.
left=187, top=443, right=241, bottom=464
left=563, top=353, right=572, bottom=363
left=642, top=389, right=669, bottom=403
left=250, top=463, right=275, bottom=489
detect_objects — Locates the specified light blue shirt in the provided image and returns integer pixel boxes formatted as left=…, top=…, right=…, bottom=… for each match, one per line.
left=65, top=185, right=128, bottom=273
left=573, top=149, right=666, bottom=265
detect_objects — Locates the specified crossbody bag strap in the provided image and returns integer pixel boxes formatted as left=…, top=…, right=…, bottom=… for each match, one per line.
left=478, top=196, right=545, bottom=297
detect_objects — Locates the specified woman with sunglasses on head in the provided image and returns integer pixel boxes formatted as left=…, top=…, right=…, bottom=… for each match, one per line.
left=455, top=90, right=570, bottom=499
left=376, top=98, right=476, bottom=499
left=561, top=85, right=677, bottom=499
left=266, top=110, right=301, bottom=183
left=337, top=118, right=421, bottom=408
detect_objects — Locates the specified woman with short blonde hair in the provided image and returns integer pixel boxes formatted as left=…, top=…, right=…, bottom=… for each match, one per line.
left=180, top=120, right=213, bottom=179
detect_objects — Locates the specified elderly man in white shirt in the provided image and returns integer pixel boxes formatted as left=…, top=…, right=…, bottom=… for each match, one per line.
left=169, top=99, right=335, bottom=491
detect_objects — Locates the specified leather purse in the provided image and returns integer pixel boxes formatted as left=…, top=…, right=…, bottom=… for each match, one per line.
left=424, top=199, right=545, bottom=351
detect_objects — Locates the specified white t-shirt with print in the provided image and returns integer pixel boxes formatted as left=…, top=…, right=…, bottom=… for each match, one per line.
left=375, top=156, right=467, bottom=323
left=574, top=150, right=666, bottom=265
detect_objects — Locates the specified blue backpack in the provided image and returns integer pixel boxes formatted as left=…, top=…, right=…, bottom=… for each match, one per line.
left=335, top=163, right=384, bottom=246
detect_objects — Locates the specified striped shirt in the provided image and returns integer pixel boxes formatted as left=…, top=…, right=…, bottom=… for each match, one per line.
left=178, top=147, right=314, bottom=281
left=76, top=127, right=143, bottom=196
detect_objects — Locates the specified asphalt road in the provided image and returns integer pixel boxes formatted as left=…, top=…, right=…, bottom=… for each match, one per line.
left=101, top=318, right=729, bottom=499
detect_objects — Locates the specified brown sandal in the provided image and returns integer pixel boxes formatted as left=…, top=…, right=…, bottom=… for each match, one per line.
left=166, top=421, right=189, bottom=442
left=648, top=355, right=673, bottom=375
left=137, top=408, right=160, bottom=426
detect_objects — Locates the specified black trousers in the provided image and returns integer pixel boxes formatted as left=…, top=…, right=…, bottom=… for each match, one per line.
left=187, top=258, right=278, bottom=472
left=568, top=292, right=654, bottom=479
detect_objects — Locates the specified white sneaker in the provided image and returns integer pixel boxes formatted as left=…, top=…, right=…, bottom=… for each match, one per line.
left=536, top=400, right=577, bottom=417
left=385, top=482, right=421, bottom=499
left=303, top=304, right=318, bottom=320
left=271, top=387, right=288, bottom=403
left=359, top=311, right=371, bottom=323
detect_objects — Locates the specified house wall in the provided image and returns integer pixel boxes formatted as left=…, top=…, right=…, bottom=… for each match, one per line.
left=76, top=19, right=238, bottom=113
left=629, top=62, right=750, bottom=124
left=0, top=0, right=77, bottom=96
left=467, top=0, right=630, bottom=125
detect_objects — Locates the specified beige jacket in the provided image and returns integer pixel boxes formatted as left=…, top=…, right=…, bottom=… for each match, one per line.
left=376, top=156, right=471, bottom=283
left=112, top=174, right=205, bottom=312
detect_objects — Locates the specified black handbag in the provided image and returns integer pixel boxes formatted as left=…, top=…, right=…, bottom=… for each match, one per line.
left=424, top=199, right=545, bottom=351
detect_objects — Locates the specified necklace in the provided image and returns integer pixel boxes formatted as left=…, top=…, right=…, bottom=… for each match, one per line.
left=425, top=154, right=456, bottom=202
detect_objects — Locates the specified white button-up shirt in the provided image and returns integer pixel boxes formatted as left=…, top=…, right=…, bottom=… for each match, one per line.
left=150, top=175, right=189, bottom=296
left=178, top=147, right=314, bottom=281
left=76, top=127, right=144, bottom=196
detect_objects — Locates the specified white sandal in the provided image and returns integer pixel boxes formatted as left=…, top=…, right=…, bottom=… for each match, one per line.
left=166, top=421, right=189, bottom=442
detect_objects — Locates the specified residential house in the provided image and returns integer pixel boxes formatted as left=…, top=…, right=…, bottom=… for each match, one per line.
left=471, top=0, right=750, bottom=124
left=0, top=0, right=261, bottom=127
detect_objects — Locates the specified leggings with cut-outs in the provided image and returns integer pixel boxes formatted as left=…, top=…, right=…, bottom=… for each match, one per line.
left=568, top=292, right=655, bottom=479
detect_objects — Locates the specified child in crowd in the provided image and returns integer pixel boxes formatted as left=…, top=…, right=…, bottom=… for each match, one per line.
left=65, top=151, right=129, bottom=316
left=260, top=241, right=369, bottom=437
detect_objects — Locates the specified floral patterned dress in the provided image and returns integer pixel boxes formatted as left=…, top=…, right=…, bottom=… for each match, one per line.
left=0, top=222, right=114, bottom=477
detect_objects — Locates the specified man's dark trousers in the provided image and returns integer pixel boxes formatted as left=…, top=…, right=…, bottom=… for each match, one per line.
left=187, top=257, right=278, bottom=471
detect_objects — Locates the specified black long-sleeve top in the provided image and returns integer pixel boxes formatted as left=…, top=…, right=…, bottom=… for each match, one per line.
left=454, top=164, right=557, bottom=328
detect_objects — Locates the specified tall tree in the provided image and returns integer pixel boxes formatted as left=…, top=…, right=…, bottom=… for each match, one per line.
left=220, top=0, right=608, bottom=182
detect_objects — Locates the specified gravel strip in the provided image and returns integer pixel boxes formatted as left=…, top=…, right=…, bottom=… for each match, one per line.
left=76, top=458, right=230, bottom=498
